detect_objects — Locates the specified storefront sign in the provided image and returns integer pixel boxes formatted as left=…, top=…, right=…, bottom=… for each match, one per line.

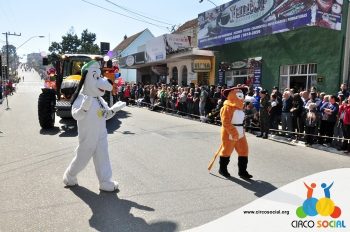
left=193, top=59, right=211, bottom=72
left=232, top=61, right=246, bottom=69
left=119, top=52, right=145, bottom=68
left=198, top=0, right=344, bottom=49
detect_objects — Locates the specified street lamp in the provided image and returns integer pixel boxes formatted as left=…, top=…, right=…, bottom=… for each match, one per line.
left=16, top=35, right=45, bottom=50
left=199, top=0, right=217, bottom=7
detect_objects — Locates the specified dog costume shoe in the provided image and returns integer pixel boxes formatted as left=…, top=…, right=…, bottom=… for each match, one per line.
left=100, top=181, right=119, bottom=192
left=63, top=170, right=78, bottom=186
left=63, top=60, right=126, bottom=189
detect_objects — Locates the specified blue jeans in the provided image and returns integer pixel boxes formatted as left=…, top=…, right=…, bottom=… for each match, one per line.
left=281, top=112, right=293, bottom=137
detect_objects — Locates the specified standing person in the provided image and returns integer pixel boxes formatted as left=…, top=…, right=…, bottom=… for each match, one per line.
left=335, top=97, right=346, bottom=150
left=123, top=85, right=131, bottom=106
left=150, top=85, right=157, bottom=106
left=252, top=87, right=261, bottom=111
left=290, top=93, right=304, bottom=140
left=199, top=86, right=208, bottom=117
left=319, top=95, right=339, bottom=146
left=338, top=83, right=349, bottom=99
left=143, top=85, right=150, bottom=104
left=269, top=93, right=281, bottom=134
left=0, top=81, right=3, bottom=104
left=158, top=85, right=167, bottom=109
left=305, top=103, right=319, bottom=146
left=281, top=90, right=293, bottom=138
left=187, top=88, right=194, bottom=115
left=257, top=89, right=270, bottom=139
left=193, top=89, right=200, bottom=116
left=342, top=96, right=350, bottom=153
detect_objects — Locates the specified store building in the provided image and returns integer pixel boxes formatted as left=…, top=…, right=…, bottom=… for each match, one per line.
left=112, top=29, right=154, bottom=83
left=119, top=20, right=215, bottom=86
left=198, top=0, right=350, bottom=93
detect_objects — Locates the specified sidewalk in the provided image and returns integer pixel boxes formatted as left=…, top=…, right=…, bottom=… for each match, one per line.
left=266, top=133, right=349, bottom=156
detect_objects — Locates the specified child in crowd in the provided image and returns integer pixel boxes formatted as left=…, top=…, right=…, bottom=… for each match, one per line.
left=305, top=103, right=318, bottom=145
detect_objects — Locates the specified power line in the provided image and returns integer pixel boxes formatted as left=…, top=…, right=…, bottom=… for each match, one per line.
left=81, top=0, right=170, bottom=31
left=105, top=0, right=173, bottom=26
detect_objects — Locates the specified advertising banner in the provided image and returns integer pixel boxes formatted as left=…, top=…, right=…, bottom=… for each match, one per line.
left=198, top=0, right=344, bottom=49
left=145, top=36, right=166, bottom=63
left=165, top=34, right=191, bottom=54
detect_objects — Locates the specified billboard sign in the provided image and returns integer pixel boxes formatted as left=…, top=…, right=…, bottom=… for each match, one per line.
left=198, top=0, right=344, bottom=49
left=165, top=34, right=191, bottom=54
left=145, top=36, right=166, bottom=63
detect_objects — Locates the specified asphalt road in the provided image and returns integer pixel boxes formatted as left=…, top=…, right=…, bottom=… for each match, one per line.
left=1, top=70, right=350, bottom=232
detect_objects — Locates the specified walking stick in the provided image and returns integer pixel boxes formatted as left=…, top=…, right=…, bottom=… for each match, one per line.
left=208, top=144, right=222, bottom=171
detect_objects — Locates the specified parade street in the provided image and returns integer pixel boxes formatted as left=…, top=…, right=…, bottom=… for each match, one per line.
left=1, top=70, right=350, bottom=232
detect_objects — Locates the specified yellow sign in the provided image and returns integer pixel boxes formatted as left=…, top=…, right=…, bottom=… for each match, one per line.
left=193, top=60, right=211, bottom=72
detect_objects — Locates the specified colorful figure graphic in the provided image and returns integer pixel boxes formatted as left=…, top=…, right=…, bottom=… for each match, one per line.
left=296, top=181, right=341, bottom=219
left=304, top=182, right=316, bottom=199
left=321, top=182, right=334, bottom=198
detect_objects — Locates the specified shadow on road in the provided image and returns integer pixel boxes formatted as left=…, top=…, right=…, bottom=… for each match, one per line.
left=106, top=110, right=131, bottom=134
left=40, top=127, right=61, bottom=135
left=69, top=186, right=177, bottom=232
left=59, top=118, right=78, bottom=137
left=210, top=173, right=277, bottom=198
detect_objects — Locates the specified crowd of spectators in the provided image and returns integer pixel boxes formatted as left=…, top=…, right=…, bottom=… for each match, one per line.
left=243, top=83, right=350, bottom=153
left=112, top=82, right=350, bottom=153
left=112, top=82, right=225, bottom=122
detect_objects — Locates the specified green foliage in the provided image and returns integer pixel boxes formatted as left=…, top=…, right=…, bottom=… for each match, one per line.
left=48, top=28, right=100, bottom=57
left=1, top=44, right=19, bottom=73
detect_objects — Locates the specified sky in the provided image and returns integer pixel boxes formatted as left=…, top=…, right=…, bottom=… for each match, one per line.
left=0, top=0, right=227, bottom=59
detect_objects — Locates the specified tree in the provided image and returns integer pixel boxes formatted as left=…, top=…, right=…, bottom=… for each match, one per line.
left=1, top=44, right=19, bottom=75
left=80, top=29, right=100, bottom=54
left=48, top=28, right=100, bottom=56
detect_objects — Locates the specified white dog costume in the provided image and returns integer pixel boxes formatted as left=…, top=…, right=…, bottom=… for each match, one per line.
left=63, top=60, right=126, bottom=191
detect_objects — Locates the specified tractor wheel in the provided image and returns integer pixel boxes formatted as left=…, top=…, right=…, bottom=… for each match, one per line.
left=38, top=91, right=56, bottom=129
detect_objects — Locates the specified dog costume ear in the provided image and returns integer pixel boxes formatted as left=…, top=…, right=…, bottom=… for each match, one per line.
left=70, top=70, right=88, bottom=104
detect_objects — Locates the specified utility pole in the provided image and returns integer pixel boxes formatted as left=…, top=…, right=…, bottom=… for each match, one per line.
left=2, top=32, right=21, bottom=110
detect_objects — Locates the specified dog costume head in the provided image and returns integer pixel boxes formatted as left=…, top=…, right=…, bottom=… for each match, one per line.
left=70, top=60, right=113, bottom=104
left=222, top=86, right=248, bottom=109
left=80, top=60, right=113, bottom=97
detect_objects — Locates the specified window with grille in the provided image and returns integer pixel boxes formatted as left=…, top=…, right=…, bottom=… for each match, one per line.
left=279, top=63, right=317, bottom=92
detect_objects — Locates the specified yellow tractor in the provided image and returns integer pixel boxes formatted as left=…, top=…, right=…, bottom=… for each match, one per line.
left=38, top=54, right=116, bottom=129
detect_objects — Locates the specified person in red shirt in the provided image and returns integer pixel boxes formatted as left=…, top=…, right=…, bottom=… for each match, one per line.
left=123, top=85, right=131, bottom=106
left=342, top=96, right=350, bottom=153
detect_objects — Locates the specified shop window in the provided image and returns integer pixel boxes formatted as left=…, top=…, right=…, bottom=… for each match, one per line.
left=181, top=66, right=188, bottom=86
left=198, top=72, right=209, bottom=85
left=279, top=63, right=317, bottom=92
left=280, top=65, right=288, bottom=75
left=172, top=67, right=178, bottom=85
left=290, top=65, right=298, bottom=75
left=309, top=64, right=317, bottom=74
left=225, top=69, right=248, bottom=87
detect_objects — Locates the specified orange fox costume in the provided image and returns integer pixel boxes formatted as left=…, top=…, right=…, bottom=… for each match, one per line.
left=208, top=86, right=252, bottom=179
